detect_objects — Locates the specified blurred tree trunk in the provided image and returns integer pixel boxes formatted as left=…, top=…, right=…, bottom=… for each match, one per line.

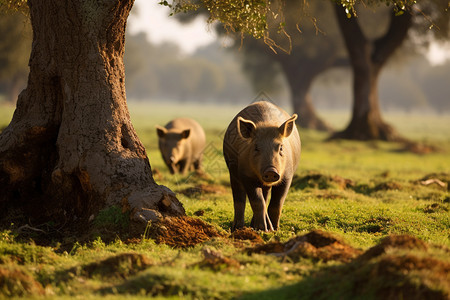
left=282, top=64, right=332, bottom=131
left=332, top=5, right=412, bottom=141
left=0, top=0, right=184, bottom=230
left=277, top=56, right=336, bottom=132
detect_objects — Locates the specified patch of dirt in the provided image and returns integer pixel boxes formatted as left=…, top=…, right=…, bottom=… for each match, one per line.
left=398, top=141, right=439, bottom=154
left=195, top=248, right=240, bottom=272
left=178, top=184, right=227, bottom=198
left=247, top=230, right=362, bottom=263
left=358, top=235, right=428, bottom=262
left=0, top=266, right=45, bottom=297
left=373, top=181, right=402, bottom=191
left=294, top=234, right=450, bottom=299
left=230, top=227, right=264, bottom=245
left=372, top=254, right=450, bottom=300
left=73, top=253, right=152, bottom=279
left=358, top=217, right=392, bottom=233
left=147, top=216, right=226, bottom=248
left=416, top=173, right=449, bottom=191
left=423, top=203, right=449, bottom=213
left=292, top=173, right=355, bottom=190
left=193, top=210, right=205, bottom=216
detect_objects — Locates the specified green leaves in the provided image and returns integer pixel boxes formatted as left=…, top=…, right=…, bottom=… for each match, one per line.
left=0, top=0, right=27, bottom=13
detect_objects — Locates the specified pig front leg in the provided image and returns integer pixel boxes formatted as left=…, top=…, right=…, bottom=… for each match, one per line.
left=268, top=179, right=291, bottom=230
left=179, top=159, right=191, bottom=175
left=230, top=175, right=246, bottom=231
left=250, top=186, right=272, bottom=230
left=246, top=185, right=274, bottom=231
left=168, top=163, right=178, bottom=174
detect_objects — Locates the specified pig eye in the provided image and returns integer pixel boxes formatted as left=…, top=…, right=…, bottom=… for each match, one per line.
left=279, top=144, right=283, bottom=155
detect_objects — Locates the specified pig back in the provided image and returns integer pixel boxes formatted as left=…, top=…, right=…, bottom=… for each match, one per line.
left=166, top=118, right=206, bottom=159
left=223, top=101, right=301, bottom=174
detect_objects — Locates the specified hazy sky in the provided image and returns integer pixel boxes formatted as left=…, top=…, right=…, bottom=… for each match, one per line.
left=127, top=0, right=216, bottom=54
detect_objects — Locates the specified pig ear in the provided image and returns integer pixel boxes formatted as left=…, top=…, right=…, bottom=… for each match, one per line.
left=181, top=129, right=191, bottom=139
left=237, top=116, right=256, bottom=139
left=156, top=125, right=167, bottom=138
left=279, top=114, right=298, bottom=137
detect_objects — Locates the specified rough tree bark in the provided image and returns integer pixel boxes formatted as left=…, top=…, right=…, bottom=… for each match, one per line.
left=332, top=5, right=412, bottom=141
left=0, top=0, right=184, bottom=230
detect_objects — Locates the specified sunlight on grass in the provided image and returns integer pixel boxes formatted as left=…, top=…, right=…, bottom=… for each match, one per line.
left=0, top=101, right=449, bottom=299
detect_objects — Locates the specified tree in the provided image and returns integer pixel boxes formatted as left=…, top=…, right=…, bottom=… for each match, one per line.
left=331, top=1, right=449, bottom=140
left=0, top=1, right=184, bottom=231
left=238, top=0, right=347, bottom=131
left=0, top=11, right=31, bottom=104
left=331, top=4, right=412, bottom=140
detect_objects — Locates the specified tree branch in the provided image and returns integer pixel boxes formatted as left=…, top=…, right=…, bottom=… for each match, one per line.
left=372, top=8, right=413, bottom=66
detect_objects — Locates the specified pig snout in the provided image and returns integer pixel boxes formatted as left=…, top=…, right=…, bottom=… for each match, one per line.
left=262, top=167, right=280, bottom=183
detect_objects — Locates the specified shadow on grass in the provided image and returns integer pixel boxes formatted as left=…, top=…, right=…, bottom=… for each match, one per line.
left=238, top=235, right=450, bottom=300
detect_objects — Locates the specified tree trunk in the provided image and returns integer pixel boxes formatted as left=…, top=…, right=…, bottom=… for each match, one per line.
left=332, top=5, right=412, bottom=141
left=0, top=0, right=184, bottom=230
left=287, top=74, right=332, bottom=132
left=278, top=57, right=333, bottom=132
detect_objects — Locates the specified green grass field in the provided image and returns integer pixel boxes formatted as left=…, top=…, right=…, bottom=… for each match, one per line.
left=1, top=101, right=449, bottom=299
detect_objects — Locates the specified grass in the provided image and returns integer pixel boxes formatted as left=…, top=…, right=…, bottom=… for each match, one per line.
left=1, top=100, right=449, bottom=299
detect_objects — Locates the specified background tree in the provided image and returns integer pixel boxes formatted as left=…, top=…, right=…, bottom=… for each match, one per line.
left=0, top=11, right=31, bottom=104
left=238, top=0, right=346, bottom=131
left=332, top=1, right=450, bottom=140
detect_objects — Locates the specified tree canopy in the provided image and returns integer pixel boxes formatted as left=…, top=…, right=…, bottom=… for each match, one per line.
left=162, top=0, right=422, bottom=53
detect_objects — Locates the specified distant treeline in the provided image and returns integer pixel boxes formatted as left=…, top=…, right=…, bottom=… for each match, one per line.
left=124, top=32, right=254, bottom=104
left=123, top=32, right=450, bottom=112
left=1, top=13, right=449, bottom=113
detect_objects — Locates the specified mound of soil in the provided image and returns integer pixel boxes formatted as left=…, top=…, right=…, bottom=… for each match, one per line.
left=196, top=248, right=240, bottom=272
left=248, top=230, right=361, bottom=263
left=178, top=184, right=226, bottom=198
left=147, top=216, right=226, bottom=248
left=353, top=245, right=450, bottom=300
left=74, top=253, right=152, bottom=279
left=293, top=234, right=449, bottom=299
left=358, top=235, right=428, bottom=261
left=398, top=141, right=439, bottom=154
left=373, top=254, right=450, bottom=300
left=230, top=227, right=264, bottom=245
left=0, top=266, right=45, bottom=297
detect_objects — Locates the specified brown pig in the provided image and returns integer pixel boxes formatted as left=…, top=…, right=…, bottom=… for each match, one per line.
left=156, top=118, right=206, bottom=175
left=223, top=101, right=301, bottom=231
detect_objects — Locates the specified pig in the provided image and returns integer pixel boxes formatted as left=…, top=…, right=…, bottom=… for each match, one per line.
left=223, top=101, right=301, bottom=231
left=156, top=118, right=206, bottom=175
